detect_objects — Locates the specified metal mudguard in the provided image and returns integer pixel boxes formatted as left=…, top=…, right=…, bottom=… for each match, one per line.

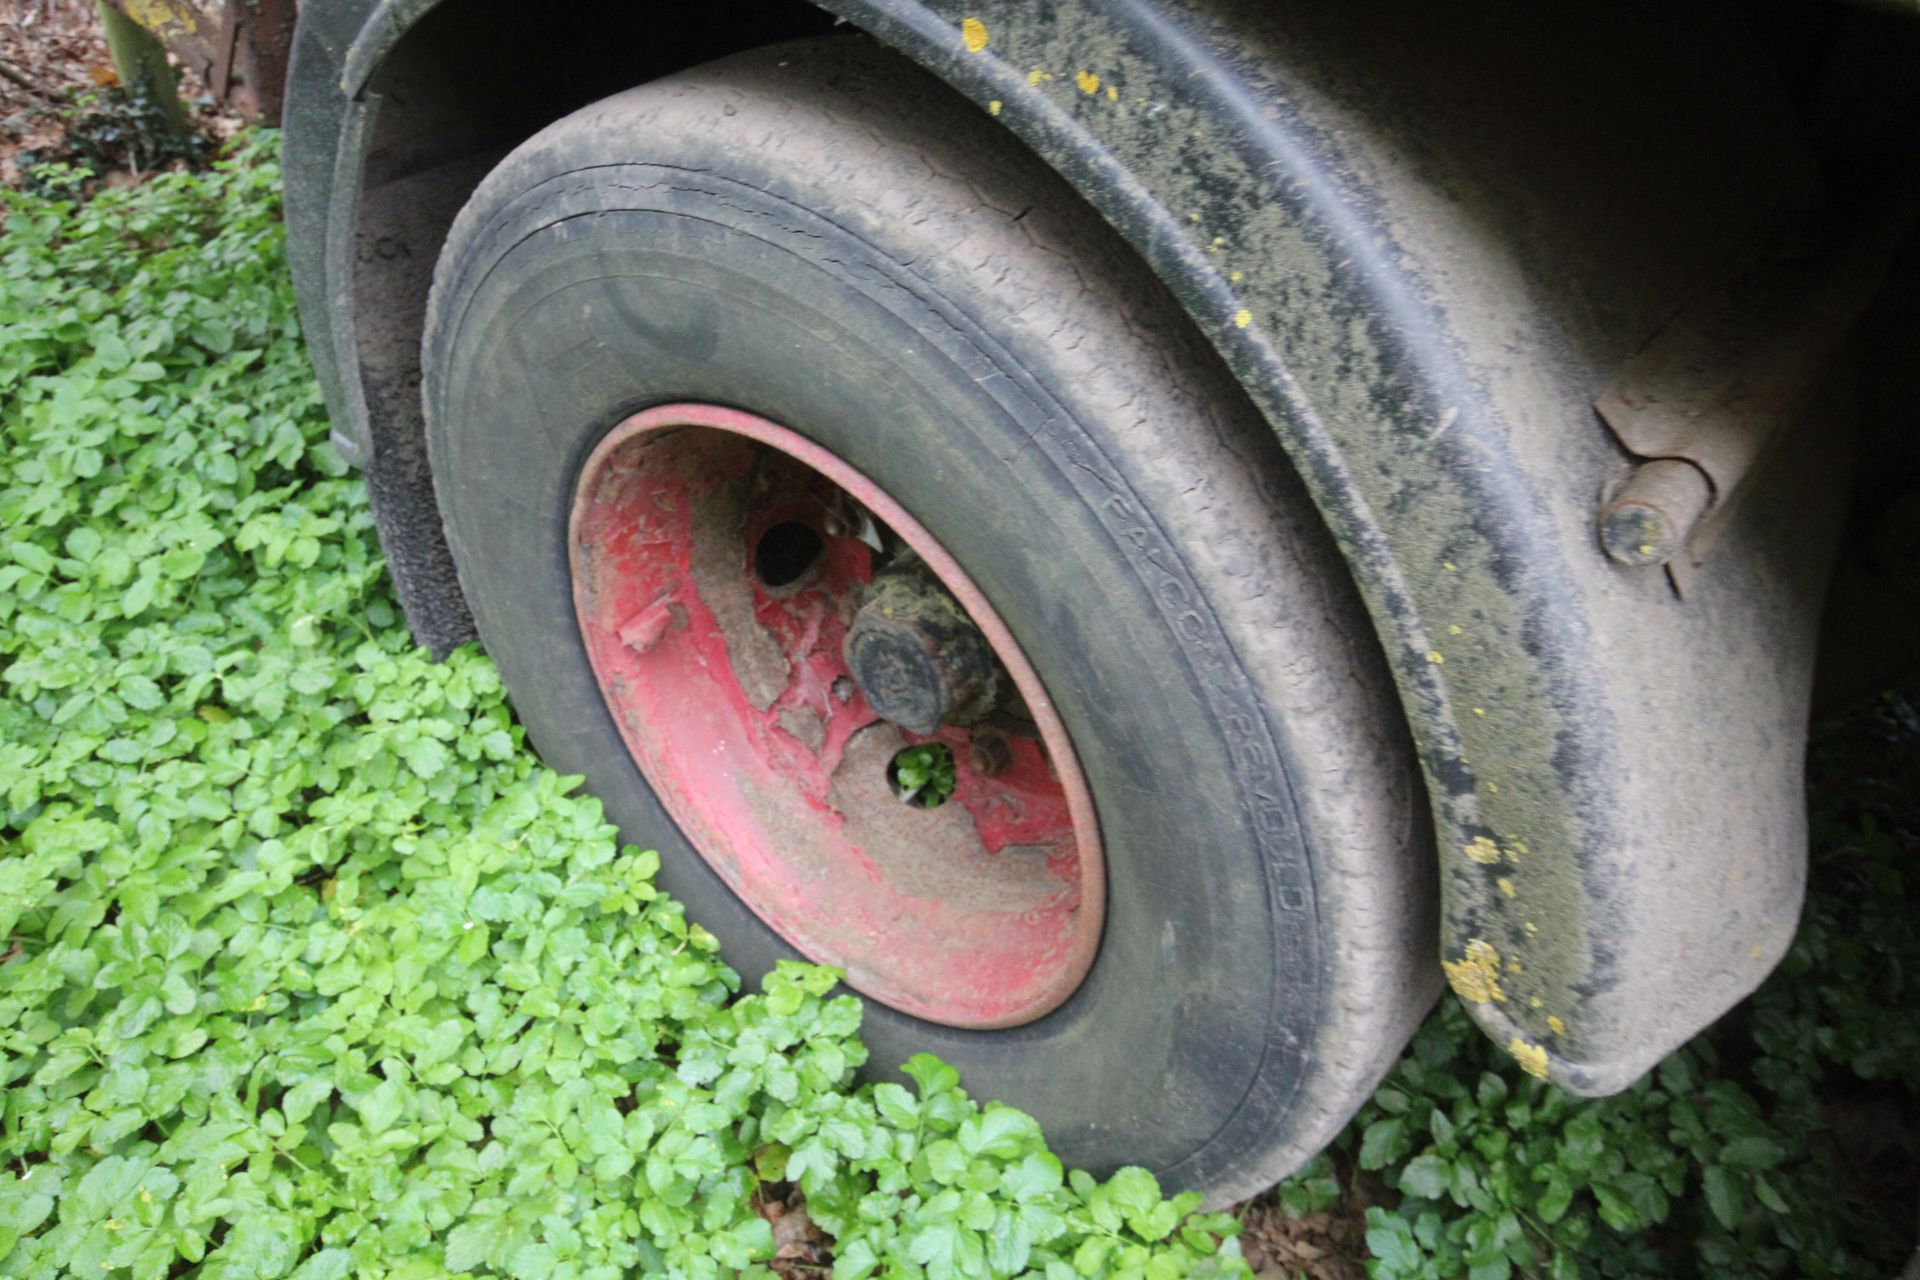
left=286, top=0, right=1849, bottom=1091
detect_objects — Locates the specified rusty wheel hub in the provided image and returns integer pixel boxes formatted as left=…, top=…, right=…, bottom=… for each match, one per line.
left=568, top=404, right=1104, bottom=1028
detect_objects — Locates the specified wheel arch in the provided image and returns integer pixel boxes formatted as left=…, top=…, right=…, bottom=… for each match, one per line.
left=288, top=0, right=1850, bottom=1091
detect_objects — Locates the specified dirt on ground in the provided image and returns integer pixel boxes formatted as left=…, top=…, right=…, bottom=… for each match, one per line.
left=1, top=0, right=112, bottom=178
left=1, top=0, right=233, bottom=189
left=1236, top=1161, right=1379, bottom=1280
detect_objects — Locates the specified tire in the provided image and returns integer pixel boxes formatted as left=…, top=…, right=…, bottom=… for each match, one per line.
left=422, top=34, right=1436, bottom=1203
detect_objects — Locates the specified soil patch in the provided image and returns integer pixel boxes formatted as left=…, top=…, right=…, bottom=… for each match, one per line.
left=1, top=0, right=233, bottom=190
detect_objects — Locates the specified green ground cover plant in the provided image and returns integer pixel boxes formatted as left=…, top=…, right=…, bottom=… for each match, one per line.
left=1, top=136, right=1914, bottom=1280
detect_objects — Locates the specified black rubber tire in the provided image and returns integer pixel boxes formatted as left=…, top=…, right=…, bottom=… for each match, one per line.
left=422, top=35, right=1435, bottom=1204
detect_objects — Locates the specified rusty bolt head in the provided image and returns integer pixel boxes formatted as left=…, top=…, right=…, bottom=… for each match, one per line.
left=1599, top=458, right=1713, bottom=568
left=1599, top=501, right=1682, bottom=567
left=967, top=728, right=1014, bottom=776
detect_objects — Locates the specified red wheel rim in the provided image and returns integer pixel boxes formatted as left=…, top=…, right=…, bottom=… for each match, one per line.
left=569, top=404, right=1104, bottom=1028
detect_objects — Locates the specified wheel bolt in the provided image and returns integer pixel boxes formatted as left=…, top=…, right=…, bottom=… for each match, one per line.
left=968, top=728, right=1014, bottom=776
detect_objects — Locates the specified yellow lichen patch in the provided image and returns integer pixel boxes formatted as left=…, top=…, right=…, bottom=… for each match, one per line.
left=1427, top=650, right=1445, bottom=664
left=988, top=100, right=1003, bottom=116
left=1447, top=624, right=1463, bottom=636
left=1233, top=309, right=1253, bottom=328
left=1444, top=939, right=1506, bottom=1004
left=1547, top=1015, right=1567, bottom=1036
left=1508, top=1037, right=1550, bottom=1079
left=1528, top=995, right=1544, bottom=1008
left=1465, top=836, right=1501, bottom=865
left=1027, top=69, right=1054, bottom=84
left=1075, top=70, right=1100, bottom=94
left=1497, top=877, right=1516, bottom=899
left=1523, top=920, right=1539, bottom=936
left=1472, top=706, right=1486, bottom=717
left=127, top=0, right=193, bottom=34
left=1106, top=84, right=1119, bottom=101
left=1229, top=270, right=1243, bottom=282
left=1443, top=560, right=1457, bottom=571
left=961, top=17, right=989, bottom=51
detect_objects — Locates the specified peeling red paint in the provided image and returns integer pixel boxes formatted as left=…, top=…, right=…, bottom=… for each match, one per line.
left=570, top=404, right=1103, bottom=1028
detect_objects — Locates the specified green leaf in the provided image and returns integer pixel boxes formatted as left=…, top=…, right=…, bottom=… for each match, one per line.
left=1534, top=1167, right=1575, bottom=1225
left=1365, top=1212, right=1425, bottom=1274
left=1399, top=1153, right=1451, bottom=1200
left=1751, top=1174, right=1789, bottom=1214
left=403, top=736, right=450, bottom=779
left=1002, top=1151, right=1063, bottom=1202
left=1718, top=1136, right=1785, bottom=1170
left=445, top=1217, right=506, bottom=1272
left=357, top=1078, right=407, bottom=1136
left=289, top=1250, right=353, bottom=1280
left=873, top=1081, right=919, bottom=1128
left=1701, top=1164, right=1743, bottom=1231
left=1359, top=1116, right=1408, bottom=1170
left=957, top=1104, right=1037, bottom=1160
left=903, top=1053, right=961, bottom=1099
